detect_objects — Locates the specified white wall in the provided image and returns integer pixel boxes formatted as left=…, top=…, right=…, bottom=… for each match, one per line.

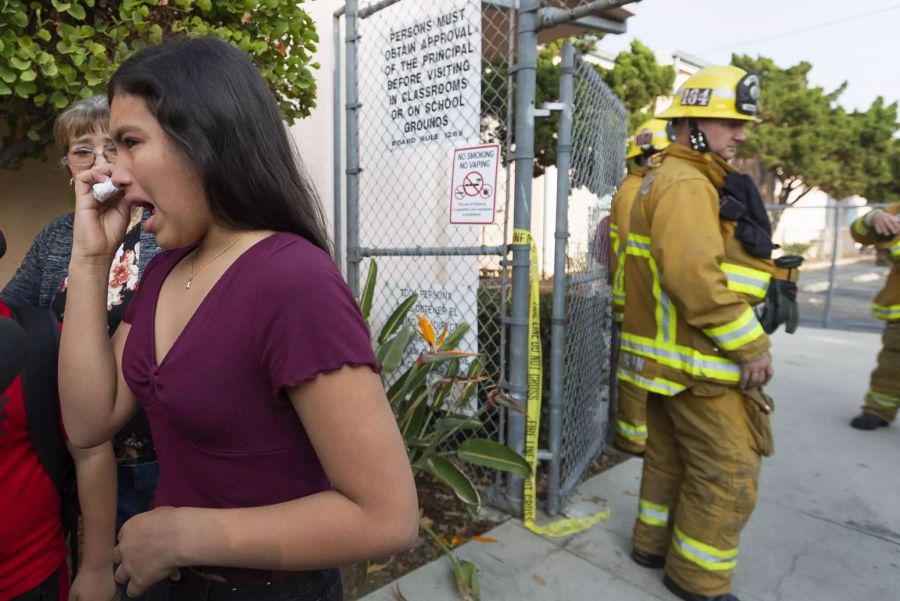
left=288, top=0, right=344, bottom=238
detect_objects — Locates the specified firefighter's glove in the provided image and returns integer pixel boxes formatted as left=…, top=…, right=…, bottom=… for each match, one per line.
left=759, top=278, right=799, bottom=334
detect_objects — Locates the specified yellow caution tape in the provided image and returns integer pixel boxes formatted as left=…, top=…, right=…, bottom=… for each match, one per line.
left=514, top=228, right=610, bottom=537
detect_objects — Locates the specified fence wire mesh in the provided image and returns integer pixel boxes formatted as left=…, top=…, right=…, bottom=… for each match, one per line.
left=767, top=202, right=891, bottom=332
left=553, top=54, right=627, bottom=500
left=348, top=0, right=516, bottom=489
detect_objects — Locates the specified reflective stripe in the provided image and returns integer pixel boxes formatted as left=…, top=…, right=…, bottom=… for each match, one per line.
left=631, top=233, right=651, bottom=245
left=703, top=306, right=765, bottom=351
left=721, top=262, right=771, bottom=299
left=638, top=499, right=669, bottom=527
left=867, top=390, right=900, bottom=408
left=611, top=225, right=628, bottom=311
left=872, top=303, right=900, bottom=321
left=660, top=288, right=675, bottom=343
left=635, top=246, right=676, bottom=343
left=852, top=216, right=870, bottom=237
left=621, top=334, right=741, bottom=383
left=891, top=241, right=900, bottom=258
left=623, top=232, right=747, bottom=384
left=618, top=367, right=687, bottom=396
left=616, top=420, right=648, bottom=442
left=626, top=236, right=651, bottom=257
left=672, top=527, right=739, bottom=572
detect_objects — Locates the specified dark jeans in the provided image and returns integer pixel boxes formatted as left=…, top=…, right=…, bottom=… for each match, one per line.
left=118, top=461, right=160, bottom=601
left=146, top=569, right=342, bottom=601
left=11, top=571, right=58, bottom=601
left=117, top=460, right=160, bottom=531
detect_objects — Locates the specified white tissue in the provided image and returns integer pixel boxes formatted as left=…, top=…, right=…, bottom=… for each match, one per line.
left=92, top=179, right=119, bottom=203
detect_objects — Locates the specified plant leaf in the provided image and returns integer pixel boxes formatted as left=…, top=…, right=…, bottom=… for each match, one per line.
left=359, top=261, right=377, bottom=321
left=391, top=363, right=431, bottom=415
left=422, top=456, right=479, bottom=506
left=434, top=415, right=483, bottom=432
left=399, top=394, right=428, bottom=441
left=420, top=350, right=478, bottom=364
left=386, top=363, right=416, bottom=405
left=457, top=439, right=531, bottom=478
left=417, top=314, right=436, bottom=348
left=376, top=325, right=414, bottom=372
left=378, top=294, right=418, bottom=344
left=453, top=560, right=480, bottom=601
left=440, top=322, right=469, bottom=351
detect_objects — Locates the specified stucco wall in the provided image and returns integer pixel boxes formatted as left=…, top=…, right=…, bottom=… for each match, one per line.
left=0, top=155, right=71, bottom=288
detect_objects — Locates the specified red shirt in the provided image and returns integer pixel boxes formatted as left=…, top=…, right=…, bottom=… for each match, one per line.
left=0, top=302, right=68, bottom=599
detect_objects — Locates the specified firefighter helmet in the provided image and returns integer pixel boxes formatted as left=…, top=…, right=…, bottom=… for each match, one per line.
left=657, top=65, right=760, bottom=122
left=625, top=119, right=674, bottom=160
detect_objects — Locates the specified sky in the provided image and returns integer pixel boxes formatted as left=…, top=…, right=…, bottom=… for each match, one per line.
left=597, top=0, right=900, bottom=112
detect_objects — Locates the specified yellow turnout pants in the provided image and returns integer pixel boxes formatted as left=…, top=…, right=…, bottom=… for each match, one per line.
left=614, top=380, right=649, bottom=454
left=861, top=321, right=900, bottom=423
left=632, top=384, right=770, bottom=596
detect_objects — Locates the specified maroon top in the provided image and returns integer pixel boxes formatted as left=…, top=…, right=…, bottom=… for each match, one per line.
left=121, top=233, right=378, bottom=577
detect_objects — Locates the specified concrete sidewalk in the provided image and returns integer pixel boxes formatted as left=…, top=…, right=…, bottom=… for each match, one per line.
left=361, top=328, right=900, bottom=601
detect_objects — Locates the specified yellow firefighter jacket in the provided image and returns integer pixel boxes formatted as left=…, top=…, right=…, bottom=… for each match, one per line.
left=609, top=166, right=647, bottom=322
left=619, top=144, right=776, bottom=395
left=851, top=203, right=900, bottom=321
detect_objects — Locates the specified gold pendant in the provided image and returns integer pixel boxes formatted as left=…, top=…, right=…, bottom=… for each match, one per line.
left=185, top=278, right=193, bottom=290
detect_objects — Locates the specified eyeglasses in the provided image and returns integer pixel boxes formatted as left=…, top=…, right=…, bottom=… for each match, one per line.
left=62, top=145, right=118, bottom=168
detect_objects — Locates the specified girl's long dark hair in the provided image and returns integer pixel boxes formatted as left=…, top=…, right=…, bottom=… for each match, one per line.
left=108, top=37, right=330, bottom=254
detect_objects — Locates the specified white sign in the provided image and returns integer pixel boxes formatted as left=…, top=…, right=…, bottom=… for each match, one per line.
left=450, top=144, right=499, bottom=224
left=379, top=0, right=481, bottom=150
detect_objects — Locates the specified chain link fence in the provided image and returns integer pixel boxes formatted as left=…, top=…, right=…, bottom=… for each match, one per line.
left=768, top=202, right=891, bottom=332
left=339, top=0, right=517, bottom=490
left=546, top=46, right=626, bottom=513
left=337, top=0, right=632, bottom=514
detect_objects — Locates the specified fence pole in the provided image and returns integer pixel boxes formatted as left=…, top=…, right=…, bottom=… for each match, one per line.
left=344, top=0, right=361, bottom=296
left=502, top=0, right=541, bottom=511
left=546, top=44, right=575, bottom=517
left=332, top=11, right=343, bottom=271
left=823, top=202, right=842, bottom=328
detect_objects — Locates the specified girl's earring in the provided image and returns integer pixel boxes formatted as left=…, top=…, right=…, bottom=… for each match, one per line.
left=69, top=178, right=74, bottom=186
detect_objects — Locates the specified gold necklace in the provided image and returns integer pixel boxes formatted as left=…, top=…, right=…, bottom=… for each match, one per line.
left=186, top=238, right=241, bottom=290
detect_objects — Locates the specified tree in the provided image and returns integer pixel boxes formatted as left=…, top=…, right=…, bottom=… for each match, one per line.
left=482, top=37, right=673, bottom=176
left=863, top=138, right=900, bottom=203
left=598, top=39, right=674, bottom=133
left=732, top=55, right=898, bottom=212
left=0, top=0, right=319, bottom=169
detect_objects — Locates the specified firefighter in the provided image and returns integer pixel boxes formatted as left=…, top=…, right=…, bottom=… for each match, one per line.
left=849, top=204, right=900, bottom=430
left=610, top=118, right=673, bottom=455
left=620, top=65, right=782, bottom=601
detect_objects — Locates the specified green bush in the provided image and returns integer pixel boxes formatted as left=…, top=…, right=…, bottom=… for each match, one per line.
left=0, top=0, right=318, bottom=168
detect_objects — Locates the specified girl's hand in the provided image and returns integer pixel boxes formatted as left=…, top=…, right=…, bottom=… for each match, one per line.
left=71, top=164, right=130, bottom=265
left=68, top=563, right=117, bottom=601
left=113, top=506, right=183, bottom=598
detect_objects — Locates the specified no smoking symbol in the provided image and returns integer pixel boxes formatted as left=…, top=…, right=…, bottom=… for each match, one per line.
left=462, top=171, right=484, bottom=196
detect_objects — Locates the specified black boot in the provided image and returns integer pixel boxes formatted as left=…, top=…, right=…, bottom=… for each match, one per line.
left=663, top=575, right=740, bottom=601
left=850, top=413, right=889, bottom=430
left=631, top=548, right=665, bottom=569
